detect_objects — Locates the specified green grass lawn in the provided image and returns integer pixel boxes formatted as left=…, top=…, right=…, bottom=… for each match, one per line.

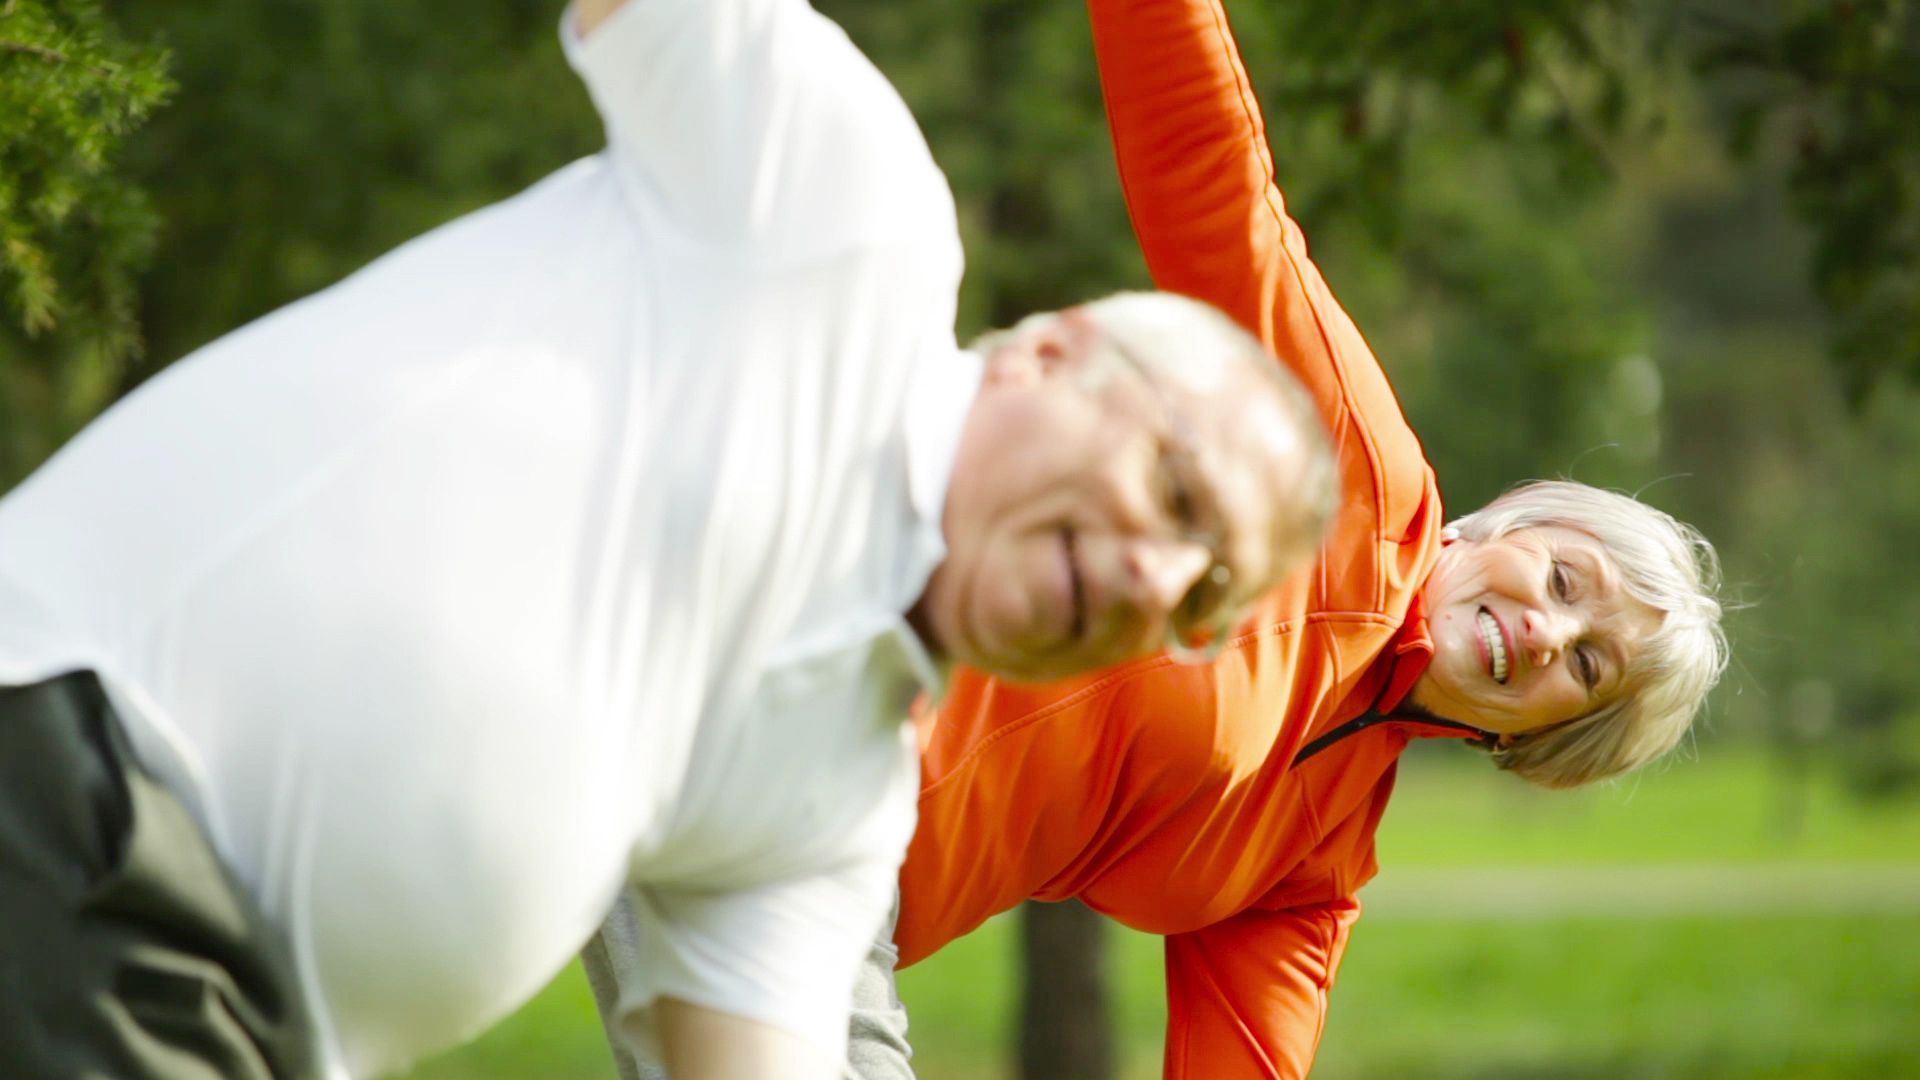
left=897, top=911, right=1920, bottom=1079
left=1376, top=741, right=1920, bottom=867
left=406, top=911, right=1920, bottom=1079
left=406, top=746, right=1920, bottom=1078
left=1317, top=914, right=1920, bottom=1079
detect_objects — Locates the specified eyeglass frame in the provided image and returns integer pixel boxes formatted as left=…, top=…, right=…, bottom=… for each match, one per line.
left=1085, top=332, right=1247, bottom=665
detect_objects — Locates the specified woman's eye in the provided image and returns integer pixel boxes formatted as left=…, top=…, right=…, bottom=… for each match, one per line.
left=1550, top=562, right=1571, bottom=601
left=1576, top=648, right=1597, bottom=688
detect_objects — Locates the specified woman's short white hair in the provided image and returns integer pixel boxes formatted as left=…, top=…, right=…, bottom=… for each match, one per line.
left=1446, top=480, right=1728, bottom=788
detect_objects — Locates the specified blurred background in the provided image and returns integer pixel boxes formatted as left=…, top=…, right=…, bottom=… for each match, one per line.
left=5, top=0, right=1916, bottom=1076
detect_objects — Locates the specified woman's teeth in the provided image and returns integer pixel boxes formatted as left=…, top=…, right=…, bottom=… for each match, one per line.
left=1477, top=609, right=1508, bottom=684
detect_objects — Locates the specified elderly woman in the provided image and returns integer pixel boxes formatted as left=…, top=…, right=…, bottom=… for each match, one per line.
left=588, top=0, right=1726, bottom=1075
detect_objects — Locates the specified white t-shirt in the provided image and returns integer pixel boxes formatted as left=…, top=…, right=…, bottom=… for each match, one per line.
left=0, top=0, right=971, bottom=1073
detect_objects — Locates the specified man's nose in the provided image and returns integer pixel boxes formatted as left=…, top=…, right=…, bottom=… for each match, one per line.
left=1120, top=536, right=1210, bottom=614
left=1521, top=608, right=1580, bottom=667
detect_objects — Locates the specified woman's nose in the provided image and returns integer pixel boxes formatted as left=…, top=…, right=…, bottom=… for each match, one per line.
left=1522, top=608, right=1579, bottom=666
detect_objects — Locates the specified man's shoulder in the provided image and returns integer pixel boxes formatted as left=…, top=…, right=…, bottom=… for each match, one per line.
left=571, top=0, right=959, bottom=263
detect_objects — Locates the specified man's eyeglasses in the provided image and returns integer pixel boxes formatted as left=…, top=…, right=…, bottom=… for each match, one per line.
left=1097, top=335, right=1245, bottom=664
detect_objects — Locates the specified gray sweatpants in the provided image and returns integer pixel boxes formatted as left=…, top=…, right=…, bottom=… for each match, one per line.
left=0, top=671, right=316, bottom=1078
left=582, top=889, right=916, bottom=1080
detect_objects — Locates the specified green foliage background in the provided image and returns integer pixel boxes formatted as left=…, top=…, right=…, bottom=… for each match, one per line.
left=0, top=0, right=169, bottom=479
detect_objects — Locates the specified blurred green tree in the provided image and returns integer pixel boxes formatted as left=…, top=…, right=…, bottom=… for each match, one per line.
left=0, top=0, right=170, bottom=481
left=1693, top=0, right=1920, bottom=400
left=112, top=0, right=602, bottom=374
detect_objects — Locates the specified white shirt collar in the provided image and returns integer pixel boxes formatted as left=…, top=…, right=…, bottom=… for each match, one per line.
left=895, top=346, right=983, bottom=698
left=901, top=346, right=982, bottom=556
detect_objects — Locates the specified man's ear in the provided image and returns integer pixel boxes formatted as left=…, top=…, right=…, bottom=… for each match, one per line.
left=980, top=334, right=1045, bottom=386
left=983, top=316, right=1080, bottom=385
left=983, top=308, right=1100, bottom=385
left=1026, top=315, right=1082, bottom=373
left=1029, top=307, right=1105, bottom=378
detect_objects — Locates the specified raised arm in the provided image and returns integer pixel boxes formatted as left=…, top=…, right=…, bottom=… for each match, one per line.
left=1089, top=0, right=1419, bottom=440
left=564, top=0, right=951, bottom=253
left=1089, top=0, right=1439, bottom=598
left=1090, top=0, right=1310, bottom=347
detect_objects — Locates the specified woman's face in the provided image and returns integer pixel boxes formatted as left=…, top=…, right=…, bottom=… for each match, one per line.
left=1409, top=525, right=1661, bottom=737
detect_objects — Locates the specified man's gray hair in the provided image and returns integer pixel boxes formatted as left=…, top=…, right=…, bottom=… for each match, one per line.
left=976, top=291, right=1337, bottom=563
left=1446, top=480, right=1728, bottom=789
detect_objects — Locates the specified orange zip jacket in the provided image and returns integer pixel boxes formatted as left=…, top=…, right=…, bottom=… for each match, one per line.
left=896, top=1, right=1482, bottom=1076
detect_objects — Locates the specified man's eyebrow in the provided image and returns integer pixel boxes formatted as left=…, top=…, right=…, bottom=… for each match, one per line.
left=1182, top=432, right=1234, bottom=561
left=1159, top=419, right=1241, bottom=615
left=1187, top=445, right=1226, bottom=533
left=1123, top=331, right=1234, bottom=583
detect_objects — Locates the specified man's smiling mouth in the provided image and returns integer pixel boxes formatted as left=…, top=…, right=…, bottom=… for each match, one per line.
left=1477, top=607, right=1509, bottom=684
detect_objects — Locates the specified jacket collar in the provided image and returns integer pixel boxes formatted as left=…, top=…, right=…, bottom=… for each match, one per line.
left=1289, top=596, right=1492, bottom=769
left=1374, top=591, right=1433, bottom=714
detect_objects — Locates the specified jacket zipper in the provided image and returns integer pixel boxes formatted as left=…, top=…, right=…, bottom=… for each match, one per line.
left=1290, top=711, right=1490, bottom=768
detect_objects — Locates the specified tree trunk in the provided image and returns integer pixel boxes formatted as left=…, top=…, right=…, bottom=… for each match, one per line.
left=1016, top=899, right=1113, bottom=1080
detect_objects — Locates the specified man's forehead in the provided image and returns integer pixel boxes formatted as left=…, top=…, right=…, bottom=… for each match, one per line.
left=1206, top=405, right=1317, bottom=566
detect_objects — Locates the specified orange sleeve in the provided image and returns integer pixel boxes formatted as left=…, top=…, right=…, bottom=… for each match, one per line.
left=1087, top=0, right=1437, bottom=575
left=1087, top=0, right=1345, bottom=359
left=1162, top=900, right=1361, bottom=1079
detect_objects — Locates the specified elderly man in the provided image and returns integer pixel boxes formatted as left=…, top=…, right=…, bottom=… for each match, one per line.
left=0, top=0, right=1331, bottom=1078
